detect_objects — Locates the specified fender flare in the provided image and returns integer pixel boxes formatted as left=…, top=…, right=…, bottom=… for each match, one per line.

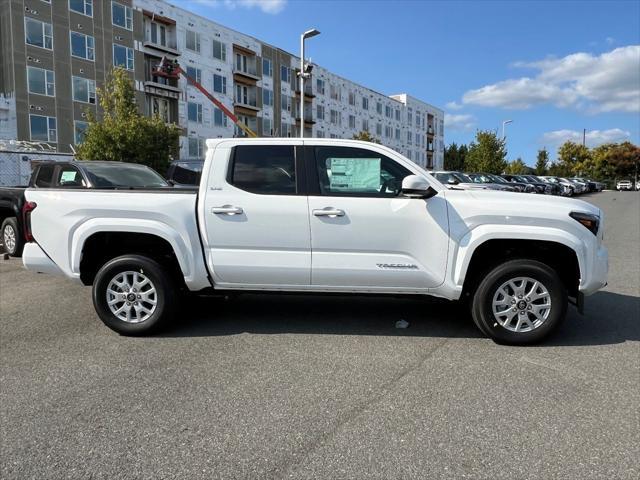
left=70, top=218, right=193, bottom=279
left=451, top=225, right=585, bottom=288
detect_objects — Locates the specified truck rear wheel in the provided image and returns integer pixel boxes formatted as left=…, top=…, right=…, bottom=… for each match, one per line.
left=2, top=217, right=24, bottom=257
left=471, top=259, right=567, bottom=345
left=92, top=255, right=176, bottom=336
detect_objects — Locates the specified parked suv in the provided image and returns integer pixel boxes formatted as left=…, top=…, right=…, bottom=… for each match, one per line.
left=0, top=161, right=170, bottom=257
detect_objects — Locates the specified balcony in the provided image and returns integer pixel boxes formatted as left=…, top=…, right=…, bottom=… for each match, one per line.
left=294, top=81, right=315, bottom=101
left=233, top=45, right=259, bottom=83
left=427, top=125, right=434, bottom=136
left=234, top=89, right=259, bottom=115
left=143, top=40, right=179, bottom=56
left=142, top=12, right=179, bottom=56
left=144, top=56, right=180, bottom=99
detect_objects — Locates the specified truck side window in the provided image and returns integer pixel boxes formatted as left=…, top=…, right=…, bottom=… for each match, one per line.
left=230, top=145, right=296, bottom=195
left=314, top=146, right=411, bottom=197
left=34, top=165, right=55, bottom=188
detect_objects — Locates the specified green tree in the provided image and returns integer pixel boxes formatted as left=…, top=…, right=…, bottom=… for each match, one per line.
left=556, top=141, right=590, bottom=177
left=76, top=68, right=180, bottom=173
left=444, top=142, right=467, bottom=171
left=464, top=130, right=507, bottom=174
left=352, top=130, right=380, bottom=144
left=504, top=158, right=528, bottom=174
left=535, top=148, right=549, bottom=175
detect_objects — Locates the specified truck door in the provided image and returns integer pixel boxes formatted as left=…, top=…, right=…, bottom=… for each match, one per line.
left=201, top=143, right=311, bottom=288
left=305, top=144, right=449, bottom=291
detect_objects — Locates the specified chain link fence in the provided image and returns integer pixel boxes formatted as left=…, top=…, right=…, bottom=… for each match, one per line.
left=0, top=141, right=74, bottom=186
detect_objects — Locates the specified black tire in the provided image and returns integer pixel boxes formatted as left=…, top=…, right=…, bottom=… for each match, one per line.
left=92, top=255, right=177, bottom=336
left=1, top=217, right=24, bottom=257
left=471, top=259, right=567, bottom=345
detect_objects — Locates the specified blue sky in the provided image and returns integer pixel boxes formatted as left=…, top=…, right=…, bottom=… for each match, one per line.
left=185, top=0, right=640, bottom=164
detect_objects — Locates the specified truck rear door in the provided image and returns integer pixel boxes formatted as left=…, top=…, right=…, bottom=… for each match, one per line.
left=200, top=142, right=311, bottom=288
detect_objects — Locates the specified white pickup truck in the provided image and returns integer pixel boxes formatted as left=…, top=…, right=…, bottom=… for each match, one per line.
left=22, top=139, right=608, bottom=344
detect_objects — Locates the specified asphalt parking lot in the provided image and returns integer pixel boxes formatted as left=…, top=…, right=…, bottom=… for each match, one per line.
left=1, top=191, right=638, bottom=479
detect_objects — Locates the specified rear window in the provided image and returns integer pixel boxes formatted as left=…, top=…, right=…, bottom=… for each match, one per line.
left=34, top=165, right=55, bottom=188
left=169, top=161, right=203, bottom=185
left=229, top=145, right=296, bottom=195
left=82, top=163, right=168, bottom=188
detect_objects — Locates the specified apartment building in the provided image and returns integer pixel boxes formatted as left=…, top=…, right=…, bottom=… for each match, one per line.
left=1, top=0, right=444, bottom=169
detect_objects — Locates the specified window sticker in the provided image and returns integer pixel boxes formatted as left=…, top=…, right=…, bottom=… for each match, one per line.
left=328, top=158, right=381, bottom=191
left=60, top=171, right=77, bottom=182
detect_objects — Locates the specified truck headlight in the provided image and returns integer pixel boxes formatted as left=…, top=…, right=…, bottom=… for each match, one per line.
left=570, top=211, right=599, bottom=235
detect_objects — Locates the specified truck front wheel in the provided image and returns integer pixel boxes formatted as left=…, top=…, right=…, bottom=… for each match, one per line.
left=92, top=255, right=176, bottom=336
left=471, top=259, right=567, bottom=345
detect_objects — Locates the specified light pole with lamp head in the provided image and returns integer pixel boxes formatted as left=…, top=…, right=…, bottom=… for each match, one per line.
left=299, top=28, right=320, bottom=138
left=501, top=119, right=513, bottom=140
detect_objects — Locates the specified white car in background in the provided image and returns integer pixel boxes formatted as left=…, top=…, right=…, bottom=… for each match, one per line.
left=616, top=180, right=634, bottom=191
left=432, top=171, right=490, bottom=190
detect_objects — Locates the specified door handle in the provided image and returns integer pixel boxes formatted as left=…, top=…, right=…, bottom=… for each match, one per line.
left=313, top=208, right=345, bottom=217
left=212, top=205, right=243, bottom=215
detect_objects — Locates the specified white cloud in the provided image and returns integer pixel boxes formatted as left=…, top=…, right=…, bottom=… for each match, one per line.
left=462, top=45, right=640, bottom=113
left=192, top=0, right=286, bottom=14
left=445, top=113, right=476, bottom=131
left=540, top=128, right=631, bottom=148
left=445, top=101, right=463, bottom=111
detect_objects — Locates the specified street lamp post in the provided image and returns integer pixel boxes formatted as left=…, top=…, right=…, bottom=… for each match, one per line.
left=501, top=119, right=513, bottom=140
left=299, top=28, right=320, bottom=138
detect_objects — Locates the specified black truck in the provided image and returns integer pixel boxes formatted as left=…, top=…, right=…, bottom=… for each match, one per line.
left=0, top=161, right=171, bottom=257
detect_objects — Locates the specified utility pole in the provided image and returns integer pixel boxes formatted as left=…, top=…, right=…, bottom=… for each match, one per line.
left=299, top=29, right=320, bottom=138
left=582, top=129, right=586, bottom=147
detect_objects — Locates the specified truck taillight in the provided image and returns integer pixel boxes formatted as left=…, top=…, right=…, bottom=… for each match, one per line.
left=22, top=201, right=37, bottom=242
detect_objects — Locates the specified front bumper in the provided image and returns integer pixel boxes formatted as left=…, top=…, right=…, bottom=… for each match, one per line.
left=579, top=244, right=608, bottom=296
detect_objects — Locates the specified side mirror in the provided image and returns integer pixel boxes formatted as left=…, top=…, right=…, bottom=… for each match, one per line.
left=401, top=175, right=438, bottom=199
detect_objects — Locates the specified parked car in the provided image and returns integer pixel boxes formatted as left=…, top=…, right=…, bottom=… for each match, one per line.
left=503, top=174, right=555, bottom=195
left=483, top=173, right=534, bottom=193
left=538, top=176, right=575, bottom=197
left=467, top=173, right=518, bottom=192
left=500, top=174, right=538, bottom=194
left=557, top=177, right=586, bottom=194
left=0, top=161, right=171, bottom=257
left=22, top=138, right=608, bottom=345
left=432, top=171, right=490, bottom=190
left=570, top=177, right=598, bottom=193
left=616, top=179, right=634, bottom=191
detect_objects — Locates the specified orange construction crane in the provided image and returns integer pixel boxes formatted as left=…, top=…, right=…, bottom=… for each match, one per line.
left=152, top=57, right=257, bottom=138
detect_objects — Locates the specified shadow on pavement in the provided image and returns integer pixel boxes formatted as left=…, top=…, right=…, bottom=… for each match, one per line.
left=161, top=290, right=639, bottom=346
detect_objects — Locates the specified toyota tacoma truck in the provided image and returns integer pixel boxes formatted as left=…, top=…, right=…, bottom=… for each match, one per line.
left=21, top=139, right=608, bottom=344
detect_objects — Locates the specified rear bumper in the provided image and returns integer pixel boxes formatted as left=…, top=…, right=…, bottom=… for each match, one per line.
left=579, top=244, right=608, bottom=296
left=22, top=243, right=64, bottom=276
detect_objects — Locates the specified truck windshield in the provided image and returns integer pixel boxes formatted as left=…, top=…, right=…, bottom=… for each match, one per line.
left=82, top=163, right=169, bottom=188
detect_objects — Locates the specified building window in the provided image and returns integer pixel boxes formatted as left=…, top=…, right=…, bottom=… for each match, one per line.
left=27, top=67, right=55, bottom=96
left=330, top=84, right=340, bottom=101
left=150, top=97, right=171, bottom=123
left=113, top=44, right=134, bottom=70
left=74, top=120, right=89, bottom=144
left=362, top=97, right=369, bottom=110
left=316, top=130, right=325, bottom=138
left=149, top=21, right=167, bottom=46
left=385, top=125, right=392, bottom=138
left=395, top=128, right=400, bottom=140
left=25, top=18, right=53, bottom=50
left=376, top=102, right=382, bottom=114
left=188, top=137, right=204, bottom=157
left=330, top=109, right=341, bottom=126
left=263, top=89, right=273, bottom=107
left=262, top=117, right=272, bottom=136
left=316, top=79, right=325, bottom=95
left=348, top=114, right=356, bottom=129
left=395, top=109, right=400, bottom=121
left=376, top=123, right=382, bottom=136
left=186, top=67, right=202, bottom=84
left=348, top=91, right=355, bottom=106
left=408, top=108, right=413, bottom=125
left=112, top=2, right=133, bottom=30
left=69, top=0, right=93, bottom=16
left=281, top=95, right=291, bottom=112
left=281, top=122, right=290, bottom=137
left=407, top=131, right=412, bottom=145
left=385, top=105, right=392, bottom=118
left=213, top=74, right=226, bottom=94
left=262, top=58, right=272, bottom=77
left=72, top=76, right=96, bottom=104
left=188, top=102, right=202, bottom=123
left=280, top=66, right=290, bottom=83
left=213, top=107, right=228, bottom=127
left=70, top=31, right=94, bottom=60
left=362, top=119, right=369, bottom=132
left=186, top=30, right=200, bottom=52
left=316, top=104, right=324, bottom=120
left=212, top=39, right=226, bottom=61
left=29, top=114, right=57, bottom=142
